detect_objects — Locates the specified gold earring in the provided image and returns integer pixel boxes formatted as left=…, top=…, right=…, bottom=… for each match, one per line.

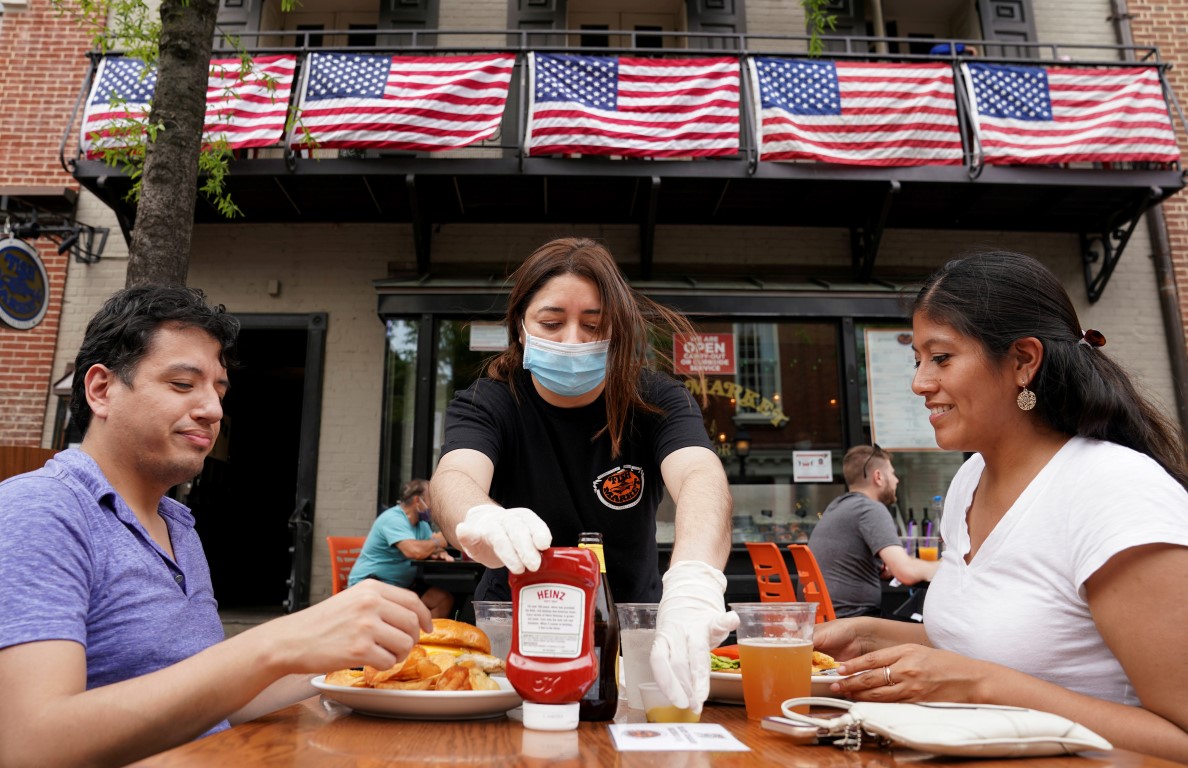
left=1017, top=385, right=1036, bottom=411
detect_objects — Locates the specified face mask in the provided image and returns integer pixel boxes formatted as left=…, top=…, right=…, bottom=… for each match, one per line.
left=416, top=500, right=431, bottom=524
left=522, top=323, right=610, bottom=397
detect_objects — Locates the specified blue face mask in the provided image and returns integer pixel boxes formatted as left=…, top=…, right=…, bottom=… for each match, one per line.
left=522, top=323, right=611, bottom=397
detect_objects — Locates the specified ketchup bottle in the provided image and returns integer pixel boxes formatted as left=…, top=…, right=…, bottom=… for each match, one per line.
left=507, top=547, right=599, bottom=731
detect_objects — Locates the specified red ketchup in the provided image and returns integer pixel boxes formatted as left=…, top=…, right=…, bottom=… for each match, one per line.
left=507, top=547, right=599, bottom=731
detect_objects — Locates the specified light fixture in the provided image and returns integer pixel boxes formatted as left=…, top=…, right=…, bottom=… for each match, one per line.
left=733, top=429, right=751, bottom=458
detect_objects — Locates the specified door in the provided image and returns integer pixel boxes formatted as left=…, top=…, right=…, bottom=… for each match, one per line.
left=188, top=314, right=326, bottom=612
left=378, top=0, right=440, bottom=47
left=976, top=0, right=1037, bottom=59
left=685, top=0, right=746, bottom=50
left=215, top=0, right=264, bottom=49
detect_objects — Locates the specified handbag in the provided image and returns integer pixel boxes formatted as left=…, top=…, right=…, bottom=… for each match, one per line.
left=777, top=697, right=1112, bottom=757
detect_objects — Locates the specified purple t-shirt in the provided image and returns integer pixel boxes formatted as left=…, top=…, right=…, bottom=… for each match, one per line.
left=0, top=449, right=228, bottom=734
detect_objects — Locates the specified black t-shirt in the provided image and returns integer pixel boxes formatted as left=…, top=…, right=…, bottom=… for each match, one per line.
left=440, top=368, right=712, bottom=603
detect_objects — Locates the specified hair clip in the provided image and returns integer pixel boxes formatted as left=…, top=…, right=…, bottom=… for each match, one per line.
left=1079, top=329, right=1106, bottom=348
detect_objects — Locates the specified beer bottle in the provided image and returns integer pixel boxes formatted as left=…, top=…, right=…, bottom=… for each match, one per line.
left=577, top=531, right=620, bottom=721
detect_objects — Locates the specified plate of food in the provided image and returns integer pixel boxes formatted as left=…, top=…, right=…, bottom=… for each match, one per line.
left=313, top=674, right=521, bottom=720
left=315, top=618, right=521, bottom=720
left=708, top=646, right=850, bottom=702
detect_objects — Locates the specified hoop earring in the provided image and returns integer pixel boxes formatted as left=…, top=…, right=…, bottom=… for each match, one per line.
left=1017, top=386, right=1036, bottom=411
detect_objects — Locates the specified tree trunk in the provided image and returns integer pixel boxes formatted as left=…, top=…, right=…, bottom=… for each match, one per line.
left=125, top=0, right=219, bottom=288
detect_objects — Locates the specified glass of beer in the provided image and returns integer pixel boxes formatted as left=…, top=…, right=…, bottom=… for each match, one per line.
left=730, top=602, right=817, bottom=720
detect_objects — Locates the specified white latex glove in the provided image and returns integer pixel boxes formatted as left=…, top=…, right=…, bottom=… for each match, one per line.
left=454, top=504, right=552, bottom=573
left=650, top=560, right=739, bottom=714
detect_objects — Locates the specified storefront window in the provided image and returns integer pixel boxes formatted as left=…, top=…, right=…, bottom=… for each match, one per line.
left=378, top=319, right=419, bottom=510
left=432, top=319, right=498, bottom=463
left=654, top=320, right=847, bottom=544
left=854, top=322, right=965, bottom=529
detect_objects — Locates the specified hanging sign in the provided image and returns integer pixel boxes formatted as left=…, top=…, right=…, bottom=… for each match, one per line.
left=0, top=237, right=50, bottom=330
left=673, top=332, right=736, bottom=375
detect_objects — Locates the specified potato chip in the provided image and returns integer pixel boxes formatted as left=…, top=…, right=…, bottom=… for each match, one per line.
left=324, top=668, right=367, bottom=687
left=812, top=650, right=839, bottom=673
left=467, top=668, right=500, bottom=691
left=434, top=664, right=472, bottom=691
left=374, top=677, right=437, bottom=691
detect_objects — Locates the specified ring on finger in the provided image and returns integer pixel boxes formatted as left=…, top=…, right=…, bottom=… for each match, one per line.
left=883, top=665, right=895, bottom=686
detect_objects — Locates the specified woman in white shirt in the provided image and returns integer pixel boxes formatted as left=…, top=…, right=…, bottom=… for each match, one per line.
left=814, top=250, right=1188, bottom=762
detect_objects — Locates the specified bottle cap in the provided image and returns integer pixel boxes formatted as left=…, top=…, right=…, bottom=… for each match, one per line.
left=521, top=701, right=580, bottom=731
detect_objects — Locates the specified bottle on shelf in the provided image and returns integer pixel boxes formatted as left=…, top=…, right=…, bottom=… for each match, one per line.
left=507, top=547, right=600, bottom=731
left=577, top=531, right=620, bottom=722
left=905, top=507, right=916, bottom=539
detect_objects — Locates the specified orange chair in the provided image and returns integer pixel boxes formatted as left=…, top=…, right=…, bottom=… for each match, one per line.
left=744, top=541, right=798, bottom=602
left=787, top=544, right=836, bottom=623
left=327, top=536, right=366, bottom=595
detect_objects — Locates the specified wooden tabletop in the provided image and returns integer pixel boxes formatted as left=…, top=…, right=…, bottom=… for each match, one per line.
left=128, top=693, right=1181, bottom=768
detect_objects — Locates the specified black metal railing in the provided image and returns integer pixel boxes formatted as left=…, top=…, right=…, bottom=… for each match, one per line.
left=64, top=29, right=1187, bottom=177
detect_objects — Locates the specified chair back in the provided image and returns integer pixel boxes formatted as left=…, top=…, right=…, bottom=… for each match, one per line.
left=327, top=536, right=366, bottom=595
left=787, top=544, right=836, bottom=623
left=743, top=541, right=797, bottom=602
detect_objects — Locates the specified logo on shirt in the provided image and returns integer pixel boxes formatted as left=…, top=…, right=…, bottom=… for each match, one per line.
left=593, top=465, right=644, bottom=510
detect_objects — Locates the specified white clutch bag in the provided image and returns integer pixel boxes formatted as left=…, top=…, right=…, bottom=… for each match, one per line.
left=778, top=698, right=1112, bottom=757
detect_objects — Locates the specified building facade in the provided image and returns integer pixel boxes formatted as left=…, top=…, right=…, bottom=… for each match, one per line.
left=3, top=0, right=1186, bottom=610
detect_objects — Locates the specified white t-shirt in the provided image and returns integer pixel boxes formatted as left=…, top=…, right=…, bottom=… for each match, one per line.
left=924, top=436, right=1188, bottom=705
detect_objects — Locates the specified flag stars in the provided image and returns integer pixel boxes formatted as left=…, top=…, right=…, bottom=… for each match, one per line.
left=308, top=52, right=390, bottom=100
left=535, top=53, right=618, bottom=110
left=756, top=58, right=841, bottom=115
left=969, top=63, right=1052, bottom=121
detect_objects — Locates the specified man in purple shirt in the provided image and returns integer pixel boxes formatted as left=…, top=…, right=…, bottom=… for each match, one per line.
left=0, top=286, right=431, bottom=768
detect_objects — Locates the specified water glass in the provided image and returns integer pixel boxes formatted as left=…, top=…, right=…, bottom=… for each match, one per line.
left=616, top=602, right=659, bottom=709
left=473, top=600, right=513, bottom=661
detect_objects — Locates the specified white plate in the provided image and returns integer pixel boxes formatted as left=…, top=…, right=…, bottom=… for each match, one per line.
left=311, top=674, right=522, bottom=720
left=707, top=670, right=849, bottom=703
left=708, top=670, right=744, bottom=703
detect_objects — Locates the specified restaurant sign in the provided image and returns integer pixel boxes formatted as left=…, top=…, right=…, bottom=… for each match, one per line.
left=673, top=332, right=736, bottom=375
left=683, top=378, right=789, bottom=427
left=0, top=236, right=50, bottom=330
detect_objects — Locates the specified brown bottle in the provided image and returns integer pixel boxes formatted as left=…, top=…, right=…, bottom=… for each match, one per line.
left=577, top=531, right=620, bottom=721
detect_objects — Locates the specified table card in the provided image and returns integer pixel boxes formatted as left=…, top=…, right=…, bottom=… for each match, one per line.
left=609, top=723, right=751, bottom=751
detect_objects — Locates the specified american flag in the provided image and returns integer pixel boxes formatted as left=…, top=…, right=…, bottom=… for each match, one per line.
left=963, top=63, right=1179, bottom=165
left=748, top=58, right=963, bottom=166
left=289, top=53, right=515, bottom=151
left=82, top=55, right=296, bottom=157
left=526, top=53, right=739, bottom=158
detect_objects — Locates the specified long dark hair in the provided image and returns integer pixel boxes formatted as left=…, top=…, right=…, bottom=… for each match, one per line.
left=489, top=237, right=701, bottom=457
left=912, top=250, right=1188, bottom=489
left=70, top=285, right=240, bottom=436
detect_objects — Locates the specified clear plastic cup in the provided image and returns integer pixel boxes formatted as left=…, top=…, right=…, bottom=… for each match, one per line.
left=638, top=682, right=699, bottom=723
left=729, top=602, right=816, bottom=719
left=616, top=602, right=659, bottom=709
left=473, top=600, right=513, bottom=662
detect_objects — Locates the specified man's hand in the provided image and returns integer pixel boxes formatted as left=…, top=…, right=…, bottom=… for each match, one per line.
left=453, top=504, right=552, bottom=573
left=650, top=560, right=739, bottom=714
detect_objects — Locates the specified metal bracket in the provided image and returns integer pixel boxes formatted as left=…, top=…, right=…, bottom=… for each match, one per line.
left=406, top=174, right=431, bottom=275
left=639, top=176, right=660, bottom=280
left=849, top=180, right=900, bottom=282
left=1081, top=186, right=1160, bottom=303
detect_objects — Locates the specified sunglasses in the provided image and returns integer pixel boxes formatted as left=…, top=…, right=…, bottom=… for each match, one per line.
left=862, top=444, right=883, bottom=479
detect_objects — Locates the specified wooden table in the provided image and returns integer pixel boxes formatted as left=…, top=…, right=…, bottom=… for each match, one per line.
left=129, top=695, right=1180, bottom=768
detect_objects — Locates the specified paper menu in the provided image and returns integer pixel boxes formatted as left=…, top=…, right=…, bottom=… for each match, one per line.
left=609, top=723, right=750, bottom=752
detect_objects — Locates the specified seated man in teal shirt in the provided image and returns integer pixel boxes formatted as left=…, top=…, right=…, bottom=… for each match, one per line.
left=349, top=479, right=455, bottom=617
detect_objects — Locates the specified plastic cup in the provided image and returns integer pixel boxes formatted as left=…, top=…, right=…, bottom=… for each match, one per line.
left=473, top=600, right=513, bottom=661
left=638, top=682, right=700, bottom=723
left=899, top=536, right=916, bottom=557
left=616, top=602, right=659, bottom=709
left=917, top=537, right=940, bottom=561
left=729, top=602, right=816, bottom=720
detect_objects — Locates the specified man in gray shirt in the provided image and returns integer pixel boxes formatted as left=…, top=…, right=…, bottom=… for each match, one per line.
left=809, top=445, right=938, bottom=617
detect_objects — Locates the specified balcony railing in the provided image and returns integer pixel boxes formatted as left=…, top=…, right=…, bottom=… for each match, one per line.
left=63, top=30, right=1187, bottom=176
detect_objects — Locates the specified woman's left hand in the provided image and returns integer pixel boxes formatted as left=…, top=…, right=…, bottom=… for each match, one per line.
left=831, top=644, right=988, bottom=703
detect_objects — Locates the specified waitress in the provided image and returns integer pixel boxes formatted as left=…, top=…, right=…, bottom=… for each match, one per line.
left=431, top=237, right=737, bottom=714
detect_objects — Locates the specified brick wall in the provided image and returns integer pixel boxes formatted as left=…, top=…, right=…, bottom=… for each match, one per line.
left=0, top=0, right=91, bottom=447
left=1126, top=0, right=1188, bottom=383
